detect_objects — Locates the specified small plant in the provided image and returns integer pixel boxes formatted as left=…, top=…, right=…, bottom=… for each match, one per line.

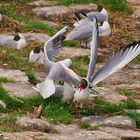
left=26, top=71, right=38, bottom=85
left=0, top=77, right=15, bottom=84
left=44, top=98, right=72, bottom=124
left=63, top=41, right=79, bottom=47
left=90, top=124, right=100, bottom=130
left=123, top=112, right=140, bottom=128
left=116, top=88, right=135, bottom=97
left=79, top=120, right=90, bottom=128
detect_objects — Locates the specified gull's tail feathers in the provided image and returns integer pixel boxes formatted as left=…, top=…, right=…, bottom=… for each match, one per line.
left=36, top=78, right=56, bottom=99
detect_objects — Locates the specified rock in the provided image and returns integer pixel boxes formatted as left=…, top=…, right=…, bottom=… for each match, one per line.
left=115, top=84, right=140, bottom=94
left=94, top=87, right=127, bottom=104
left=124, top=109, right=140, bottom=114
left=0, top=100, right=6, bottom=108
left=0, top=68, right=29, bottom=83
left=32, top=4, right=97, bottom=21
left=101, top=72, right=128, bottom=85
left=34, top=71, right=46, bottom=81
left=2, top=83, right=38, bottom=98
left=102, top=126, right=140, bottom=140
left=102, top=116, right=136, bottom=129
left=27, top=0, right=56, bottom=7
left=81, top=116, right=104, bottom=126
left=134, top=7, right=140, bottom=18
left=126, top=0, right=140, bottom=5
left=54, top=124, right=119, bottom=140
left=16, top=117, right=53, bottom=132
left=23, top=33, right=50, bottom=43
left=2, top=131, right=45, bottom=140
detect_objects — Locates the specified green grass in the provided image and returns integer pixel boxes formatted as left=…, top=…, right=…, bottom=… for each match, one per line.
left=0, top=86, right=23, bottom=111
left=82, top=98, right=140, bottom=116
left=0, top=77, right=15, bottom=84
left=44, top=98, right=73, bottom=124
left=0, top=112, right=23, bottom=132
left=57, top=0, right=131, bottom=13
left=0, top=5, right=57, bottom=36
left=71, top=55, right=89, bottom=77
left=116, top=88, right=136, bottom=97
left=26, top=71, right=38, bottom=85
left=63, top=41, right=79, bottom=47
left=79, top=120, right=90, bottom=128
left=123, top=112, right=140, bottom=128
left=132, top=55, right=140, bottom=64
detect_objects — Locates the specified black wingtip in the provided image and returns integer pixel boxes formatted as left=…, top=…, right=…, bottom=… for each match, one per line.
left=80, top=11, right=88, bottom=17
left=74, top=12, right=81, bottom=21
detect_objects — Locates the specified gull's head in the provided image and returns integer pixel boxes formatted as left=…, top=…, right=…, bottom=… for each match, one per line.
left=29, top=47, right=44, bottom=64
left=33, top=46, right=41, bottom=54
left=79, top=78, right=88, bottom=92
left=13, top=34, right=20, bottom=41
left=97, top=5, right=103, bottom=12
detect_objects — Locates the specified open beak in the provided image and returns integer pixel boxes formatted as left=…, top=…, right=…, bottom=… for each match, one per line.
left=79, top=85, right=83, bottom=92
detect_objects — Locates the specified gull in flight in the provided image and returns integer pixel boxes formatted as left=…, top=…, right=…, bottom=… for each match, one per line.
left=73, top=17, right=140, bottom=105
left=34, top=26, right=81, bottom=99
left=0, top=34, right=27, bottom=50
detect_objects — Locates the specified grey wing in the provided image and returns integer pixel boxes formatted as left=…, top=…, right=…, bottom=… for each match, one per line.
left=92, top=41, right=140, bottom=86
left=44, top=26, right=67, bottom=61
left=86, top=17, right=99, bottom=82
left=66, top=21, right=93, bottom=41
left=48, top=63, right=81, bottom=88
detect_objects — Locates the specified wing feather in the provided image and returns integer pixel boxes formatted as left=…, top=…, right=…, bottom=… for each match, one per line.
left=86, top=17, right=99, bottom=82
left=92, top=41, right=140, bottom=86
left=44, top=26, right=67, bottom=62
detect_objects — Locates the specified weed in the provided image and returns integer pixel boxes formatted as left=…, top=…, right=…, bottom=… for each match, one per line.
left=123, top=112, right=140, bottom=128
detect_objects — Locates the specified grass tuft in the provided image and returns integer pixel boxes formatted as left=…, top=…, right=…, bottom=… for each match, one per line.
left=116, top=88, right=136, bottom=97
left=57, top=0, right=131, bottom=13
left=0, top=77, right=15, bottom=84
left=44, top=98, right=73, bottom=124
left=123, top=112, right=140, bottom=128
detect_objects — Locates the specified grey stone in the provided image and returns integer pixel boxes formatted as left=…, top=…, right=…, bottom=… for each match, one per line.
left=32, top=4, right=97, bottom=21
left=134, top=7, right=140, bottom=18
left=124, top=109, right=140, bottom=114
left=102, top=116, right=136, bottom=129
left=54, top=124, right=119, bottom=140
left=34, top=71, right=47, bottom=81
left=126, top=0, right=140, bottom=5
left=2, top=83, right=38, bottom=98
left=27, top=0, right=56, bottom=7
left=23, top=33, right=50, bottom=43
left=16, top=117, right=53, bottom=132
left=102, top=126, right=140, bottom=140
left=94, top=87, right=127, bottom=104
left=81, top=116, right=104, bottom=125
left=0, top=68, right=29, bottom=83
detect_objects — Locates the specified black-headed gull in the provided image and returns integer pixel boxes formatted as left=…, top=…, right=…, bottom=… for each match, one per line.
left=73, top=17, right=140, bottom=105
left=0, top=34, right=27, bottom=50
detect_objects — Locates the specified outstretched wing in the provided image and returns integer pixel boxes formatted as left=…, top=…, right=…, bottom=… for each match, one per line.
left=92, top=41, right=140, bottom=86
left=44, top=26, right=67, bottom=62
left=86, top=17, right=99, bottom=82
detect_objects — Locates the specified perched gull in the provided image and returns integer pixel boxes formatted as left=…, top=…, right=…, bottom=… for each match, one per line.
left=0, top=34, right=27, bottom=50
left=34, top=26, right=81, bottom=99
left=29, top=46, right=72, bottom=68
left=83, top=5, right=109, bottom=23
left=73, top=17, right=140, bottom=105
left=66, top=15, right=111, bottom=47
